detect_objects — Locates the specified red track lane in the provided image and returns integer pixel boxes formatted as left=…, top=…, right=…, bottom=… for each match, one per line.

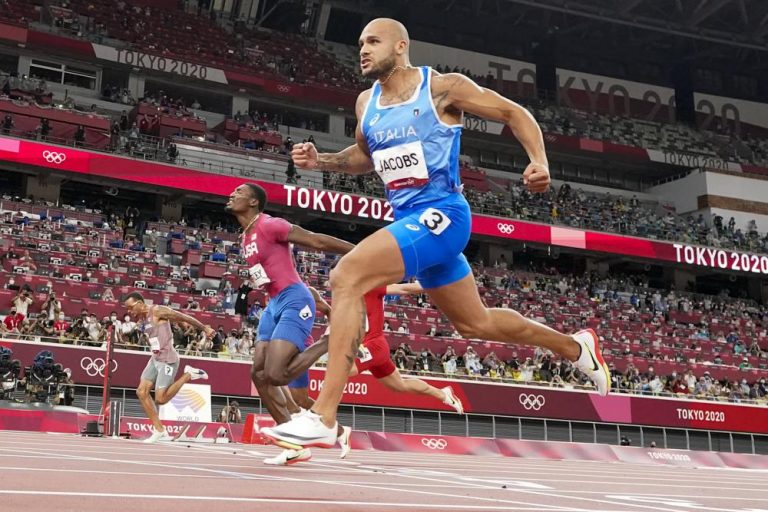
left=1, top=430, right=767, bottom=512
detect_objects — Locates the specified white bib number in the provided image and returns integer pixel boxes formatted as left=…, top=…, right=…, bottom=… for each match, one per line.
left=149, top=336, right=160, bottom=351
left=357, top=345, right=373, bottom=363
left=418, top=208, right=451, bottom=235
left=372, top=141, right=429, bottom=188
left=248, top=263, right=272, bottom=289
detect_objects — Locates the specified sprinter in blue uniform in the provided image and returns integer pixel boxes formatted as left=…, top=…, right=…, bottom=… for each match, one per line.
left=263, top=18, right=610, bottom=449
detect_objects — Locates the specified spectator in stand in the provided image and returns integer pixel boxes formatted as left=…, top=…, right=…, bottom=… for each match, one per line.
left=185, top=297, right=201, bottom=311
left=102, top=288, right=115, bottom=302
left=285, top=158, right=299, bottom=184
left=74, top=125, right=86, bottom=146
left=36, top=118, right=51, bottom=141
left=2, top=306, right=23, bottom=336
left=53, top=312, right=71, bottom=342
left=17, top=250, right=37, bottom=272
left=84, top=313, right=105, bottom=346
left=12, top=290, right=33, bottom=320
left=2, top=113, right=13, bottom=135
left=167, top=142, right=178, bottom=163
left=40, top=292, right=62, bottom=322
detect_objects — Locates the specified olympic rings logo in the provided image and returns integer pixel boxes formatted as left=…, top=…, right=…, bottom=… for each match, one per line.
left=80, top=357, right=118, bottom=377
left=518, top=393, right=546, bottom=411
left=42, top=151, right=67, bottom=164
left=497, top=223, right=515, bottom=235
left=277, top=84, right=290, bottom=93
left=421, top=437, right=448, bottom=450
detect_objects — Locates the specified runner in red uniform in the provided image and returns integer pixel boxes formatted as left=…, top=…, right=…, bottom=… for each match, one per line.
left=304, top=282, right=463, bottom=420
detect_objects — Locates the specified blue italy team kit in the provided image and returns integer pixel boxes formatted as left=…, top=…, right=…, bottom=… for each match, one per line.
left=361, top=65, right=472, bottom=288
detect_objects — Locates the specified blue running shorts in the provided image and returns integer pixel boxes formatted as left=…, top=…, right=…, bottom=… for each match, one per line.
left=385, top=193, right=472, bottom=289
left=256, top=283, right=316, bottom=353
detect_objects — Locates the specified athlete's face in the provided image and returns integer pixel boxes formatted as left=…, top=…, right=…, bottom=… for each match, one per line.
left=123, top=298, right=143, bottom=319
left=225, top=184, right=257, bottom=214
left=359, top=22, right=405, bottom=79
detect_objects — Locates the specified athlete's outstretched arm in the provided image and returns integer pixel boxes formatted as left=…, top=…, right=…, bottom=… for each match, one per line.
left=385, top=282, right=424, bottom=296
left=291, top=91, right=374, bottom=175
left=434, top=73, right=550, bottom=193
left=287, top=225, right=355, bottom=255
left=308, top=286, right=332, bottom=318
left=154, top=306, right=214, bottom=338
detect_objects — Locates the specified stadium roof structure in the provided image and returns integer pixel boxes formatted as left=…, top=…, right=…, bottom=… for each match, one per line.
left=395, top=0, right=768, bottom=81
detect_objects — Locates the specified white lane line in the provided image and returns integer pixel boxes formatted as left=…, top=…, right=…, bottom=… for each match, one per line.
left=0, top=490, right=564, bottom=510
left=0, top=445, right=569, bottom=511
left=0, top=466, right=273, bottom=481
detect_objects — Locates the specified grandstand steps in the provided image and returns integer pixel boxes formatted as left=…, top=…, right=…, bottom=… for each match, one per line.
left=318, top=40, right=361, bottom=78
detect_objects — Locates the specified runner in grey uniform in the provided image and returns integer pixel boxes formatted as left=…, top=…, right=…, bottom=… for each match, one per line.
left=123, top=292, right=214, bottom=443
left=139, top=304, right=181, bottom=389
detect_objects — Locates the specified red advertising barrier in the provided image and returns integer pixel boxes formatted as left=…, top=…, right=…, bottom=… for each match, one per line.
left=496, top=438, right=618, bottom=462
left=119, top=416, right=243, bottom=441
left=0, top=408, right=96, bottom=434
left=2, top=135, right=766, bottom=275
left=368, top=432, right=501, bottom=456
left=611, top=445, right=727, bottom=468
left=4, top=408, right=768, bottom=470
left=3, top=339, right=768, bottom=435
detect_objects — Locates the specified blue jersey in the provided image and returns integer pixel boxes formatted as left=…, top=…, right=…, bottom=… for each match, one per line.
left=361, top=66, right=463, bottom=213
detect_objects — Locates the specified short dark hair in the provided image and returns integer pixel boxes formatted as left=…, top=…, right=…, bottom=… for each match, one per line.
left=244, top=183, right=267, bottom=213
left=124, top=291, right=145, bottom=303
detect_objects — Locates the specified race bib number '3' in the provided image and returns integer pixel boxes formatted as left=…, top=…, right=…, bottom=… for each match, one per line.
left=418, top=208, right=451, bottom=235
left=372, top=141, right=429, bottom=190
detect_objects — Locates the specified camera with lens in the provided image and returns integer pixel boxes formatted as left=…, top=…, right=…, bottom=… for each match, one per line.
left=0, top=347, right=22, bottom=400
left=24, top=350, right=68, bottom=403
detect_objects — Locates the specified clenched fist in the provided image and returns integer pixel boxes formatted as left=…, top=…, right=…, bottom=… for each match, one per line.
left=522, top=162, right=551, bottom=193
left=291, top=142, right=319, bottom=169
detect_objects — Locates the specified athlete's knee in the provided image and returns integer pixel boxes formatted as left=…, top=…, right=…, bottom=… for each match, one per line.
left=328, top=258, right=363, bottom=295
left=264, top=366, right=291, bottom=386
left=155, top=390, right=169, bottom=405
left=454, top=309, right=493, bottom=339
left=136, top=386, right=149, bottom=400
left=251, top=367, right=268, bottom=387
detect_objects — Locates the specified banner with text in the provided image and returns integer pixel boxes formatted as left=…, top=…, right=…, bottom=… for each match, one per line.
left=3, top=339, right=768, bottom=435
left=1, top=136, right=766, bottom=275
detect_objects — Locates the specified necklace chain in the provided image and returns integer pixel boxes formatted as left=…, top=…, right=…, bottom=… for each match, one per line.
left=379, top=65, right=409, bottom=85
left=241, top=214, right=259, bottom=240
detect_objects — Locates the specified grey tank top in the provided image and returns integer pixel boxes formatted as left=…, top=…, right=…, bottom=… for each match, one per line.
left=142, top=305, right=179, bottom=364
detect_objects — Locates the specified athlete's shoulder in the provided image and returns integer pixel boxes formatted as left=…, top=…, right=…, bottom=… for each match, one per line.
left=355, top=89, right=373, bottom=116
left=430, top=71, right=468, bottom=93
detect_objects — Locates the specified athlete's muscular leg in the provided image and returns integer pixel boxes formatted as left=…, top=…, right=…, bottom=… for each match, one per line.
left=426, top=274, right=580, bottom=360
left=155, top=373, right=191, bottom=405
left=377, top=370, right=445, bottom=401
left=136, top=379, right=163, bottom=432
left=311, top=228, right=405, bottom=427
left=282, top=386, right=303, bottom=415
left=251, top=342, right=291, bottom=424
left=263, top=340, right=302, bottom=386
left=288, top=386, right=314, bottom=411
left=282, top=335, right=328, bottom=379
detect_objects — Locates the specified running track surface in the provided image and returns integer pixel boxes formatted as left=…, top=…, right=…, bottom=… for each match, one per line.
left=1, top=430, right=766, bottom=512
